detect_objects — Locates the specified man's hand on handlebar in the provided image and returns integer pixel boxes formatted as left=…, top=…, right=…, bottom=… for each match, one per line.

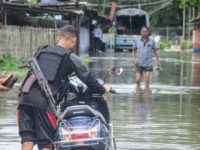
left=103, top=84, right=112, bottom=93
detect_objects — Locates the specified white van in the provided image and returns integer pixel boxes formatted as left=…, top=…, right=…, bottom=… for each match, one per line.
left=114, top=8, right=149, bottom=51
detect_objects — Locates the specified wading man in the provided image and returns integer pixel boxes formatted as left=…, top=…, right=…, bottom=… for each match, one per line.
left=132, top=26, right=160, bottom=91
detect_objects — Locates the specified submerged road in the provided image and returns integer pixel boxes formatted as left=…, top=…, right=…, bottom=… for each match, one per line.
left=0, top=51, right=200, bottom=150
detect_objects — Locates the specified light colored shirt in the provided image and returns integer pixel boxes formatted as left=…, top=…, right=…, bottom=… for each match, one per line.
left=154, top=35, right=160, bottom=43
left=93, top=26, right=102, bottom=38
left=154, top=35, right=161, bottom=47
left=133, top=36, right=156, bottom=67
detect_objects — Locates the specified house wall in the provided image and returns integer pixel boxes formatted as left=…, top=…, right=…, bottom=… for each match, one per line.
left=194, top=24, right=200, bottom=53
left=192, top=23, right=200, bottom=85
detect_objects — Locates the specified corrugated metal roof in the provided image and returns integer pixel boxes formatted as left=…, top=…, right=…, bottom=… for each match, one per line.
left=116, top=8, right=148, bottom=17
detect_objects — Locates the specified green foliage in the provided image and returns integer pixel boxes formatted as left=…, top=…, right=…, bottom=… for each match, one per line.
left=17, top=69, right=29, bottom=79
left=179, top=0, right=200, bottom=9
left=80, top=57, right=93, bottom=63
left=180, top=40, right=193, bottom=50
left=159, top=40, right=170, bottom=51
left=186, top=41, right=193, bottom=49
left=31, top=0, right=37, bottom=4
left=0, top=53, right=26, bottom=71
left=150, top=15, right=158, bottom=27
left=180, top=39, right=187, bottom=50
left=108, top=26, right=115, bottom=33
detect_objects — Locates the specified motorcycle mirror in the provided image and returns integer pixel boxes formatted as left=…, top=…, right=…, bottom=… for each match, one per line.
left=103, top=67, right=123, bottom=82
left=109, top=67, right=123, bottom=76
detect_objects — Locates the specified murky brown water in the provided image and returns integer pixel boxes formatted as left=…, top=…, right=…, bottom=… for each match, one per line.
left=1, top=51, right=200, bottom=150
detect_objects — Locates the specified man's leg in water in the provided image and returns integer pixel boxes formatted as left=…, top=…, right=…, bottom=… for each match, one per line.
left=135, top=72, right=142, bottom=90
left=22, top=142, right=34, bottom=150
left=144, top=71, right=152, bottom=90
left=18, top=105, right=36, bottom=150
left=18, top=105, right=56, bottom=150
left=35, top=110, right=56, bottom=150
left=135, top=65, right=143, bottom=91
left=21, top=143, right=50, bottom=150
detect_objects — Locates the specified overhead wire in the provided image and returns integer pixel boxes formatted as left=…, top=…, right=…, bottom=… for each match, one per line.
left=86, top=0, right=171, bottom=8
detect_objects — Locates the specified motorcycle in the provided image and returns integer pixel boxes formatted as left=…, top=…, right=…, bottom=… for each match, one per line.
left=52, top=67, right=123, bottom=150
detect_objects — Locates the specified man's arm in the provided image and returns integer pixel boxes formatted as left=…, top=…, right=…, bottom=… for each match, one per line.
left=132, top=49, right=137, bottom=64
left=132, top=40, right=137, bottom=64
left=100, top=28, right=103, bottom=40
left=69, top=54, right=111, bottom=94
left=153, top=49, right=160, bottom=65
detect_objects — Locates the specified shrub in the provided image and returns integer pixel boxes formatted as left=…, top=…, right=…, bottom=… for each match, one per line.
left=180, top=40, right=193, bottom=50
left=0, top=53, right=25, bottom=71
left=159, top=40, right=170, bottom=50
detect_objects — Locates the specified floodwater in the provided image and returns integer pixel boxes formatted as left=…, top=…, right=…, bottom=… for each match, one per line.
left=1, top=51, right=200, bottom=150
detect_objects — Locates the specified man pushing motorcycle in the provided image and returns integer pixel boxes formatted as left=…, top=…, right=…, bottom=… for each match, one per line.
left=17, top=25, right=112, bottom=150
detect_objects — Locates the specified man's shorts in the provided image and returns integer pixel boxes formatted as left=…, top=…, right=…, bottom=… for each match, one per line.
left=17, top=105, right=56, bottom=149
left=135, top=64, right=153, bottom=75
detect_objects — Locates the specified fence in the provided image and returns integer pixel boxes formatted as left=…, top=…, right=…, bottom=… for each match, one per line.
left=0, top=25, right=57, bottom=58
left=0, top=26, right=194, bottom=58
left=151, top=27, right=193, bottom=45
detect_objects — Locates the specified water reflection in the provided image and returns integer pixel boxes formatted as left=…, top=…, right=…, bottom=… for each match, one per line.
left=133, top=89, right=152, bottom=120
left=112, top=92, right=200, bottom=150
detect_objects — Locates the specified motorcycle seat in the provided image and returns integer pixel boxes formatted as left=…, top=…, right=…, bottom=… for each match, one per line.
left=57, top=105, right=107, bottom=124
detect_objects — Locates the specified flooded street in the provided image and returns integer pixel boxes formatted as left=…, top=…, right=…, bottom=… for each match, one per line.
left=1, top=51, right=200, bottom=150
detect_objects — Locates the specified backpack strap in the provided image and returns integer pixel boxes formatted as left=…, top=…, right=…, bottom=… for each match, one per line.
left=53, top=51, right=73, bottom=104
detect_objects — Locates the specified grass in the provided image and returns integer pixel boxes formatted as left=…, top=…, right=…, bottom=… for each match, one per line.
left=0, top=53, right=94, bottom=79
left=0, top=53, right=27, bottom=79
left=0, top=53, right=25, bottom=70
left=80, top=57, right=93, bottom=63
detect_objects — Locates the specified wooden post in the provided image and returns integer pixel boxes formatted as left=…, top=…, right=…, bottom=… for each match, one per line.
left=103, top=0, right=106, bottom=15
left=53, top=13, right=57, bottom=30
left=166, top=26, right=169, bottom=41
left=182, top=8, right=186, bottom=39
left=3, top=6, right=7, bottom=26
left=194, top=24, right=200, bottom=53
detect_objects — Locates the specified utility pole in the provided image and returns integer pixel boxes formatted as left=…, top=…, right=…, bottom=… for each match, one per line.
left=119, top=0, right=121, bottom=6
left=188, top=8, right=191, bottom=41
left=103, top=0, right=106, bottom=15
left=182, top=8, right=186, bottom=39
left=138, top=3, right=141, bottom=9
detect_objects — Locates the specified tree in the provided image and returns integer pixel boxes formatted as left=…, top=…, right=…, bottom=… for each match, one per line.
left=80, top=0, right=200, bottom=26
left=178, top=0, right=200, bottom=17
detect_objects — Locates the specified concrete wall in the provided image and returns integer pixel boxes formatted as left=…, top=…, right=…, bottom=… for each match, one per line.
left=194, top=24, right=200, bottom=52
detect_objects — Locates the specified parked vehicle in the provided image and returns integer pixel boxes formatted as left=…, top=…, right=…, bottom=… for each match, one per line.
left=52, top=67, right=123, bottom=150
left=114, top=8, right=149, bottom=51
